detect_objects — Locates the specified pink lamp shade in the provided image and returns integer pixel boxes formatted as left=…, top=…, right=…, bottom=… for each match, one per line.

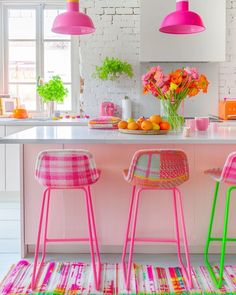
left=52, top=0, right=95, bottom=35
left=159, top=0, right=205, bottom=34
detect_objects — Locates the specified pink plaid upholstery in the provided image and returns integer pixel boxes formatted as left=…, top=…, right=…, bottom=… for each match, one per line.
left=35, top=150, right=101, bottom=188
left=205, top=152, right=236, bottom=184
left=124, top=149, right=189, bottom=189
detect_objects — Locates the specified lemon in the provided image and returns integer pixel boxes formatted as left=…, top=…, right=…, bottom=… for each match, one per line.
left=127, top=117, right=135, bottom=123
left=152, top=123, right=160, bottom=130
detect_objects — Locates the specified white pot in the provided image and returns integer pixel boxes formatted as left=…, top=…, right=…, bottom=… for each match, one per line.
left=122, top=98, right=132, bottom=120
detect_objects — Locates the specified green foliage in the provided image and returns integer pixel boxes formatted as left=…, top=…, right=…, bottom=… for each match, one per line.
left=93, top=57, right=134, bottom=81
left=37, top=76, right=68, bottom=103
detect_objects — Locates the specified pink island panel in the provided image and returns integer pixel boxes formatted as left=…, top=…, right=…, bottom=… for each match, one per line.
left=23, top=143, right=236, bottom=254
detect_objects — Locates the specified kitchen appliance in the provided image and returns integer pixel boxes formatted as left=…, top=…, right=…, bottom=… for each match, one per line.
left=219, top=98, right=236, bottom=120
left=100, top=102, right=116, bottom=117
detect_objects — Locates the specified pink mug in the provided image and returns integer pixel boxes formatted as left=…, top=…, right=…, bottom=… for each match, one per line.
left=195, top=117, right=210, bottom=131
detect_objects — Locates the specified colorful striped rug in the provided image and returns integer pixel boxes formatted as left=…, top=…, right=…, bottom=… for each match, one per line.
left=1, top=260, right=236, bottom=294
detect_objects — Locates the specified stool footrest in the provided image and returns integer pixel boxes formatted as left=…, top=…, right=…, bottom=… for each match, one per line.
left=128, top=238, right=177, bottom=243
left=209, top=237, right=236, bottom=242
left=46, top=238, right=90, bottom=243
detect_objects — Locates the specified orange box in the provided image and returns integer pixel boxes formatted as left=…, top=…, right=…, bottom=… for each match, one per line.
left=219, top=98, right=236, bottom=120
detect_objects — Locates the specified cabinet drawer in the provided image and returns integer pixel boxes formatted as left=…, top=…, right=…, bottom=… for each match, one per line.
left=5, top=126, right=32, bottom=191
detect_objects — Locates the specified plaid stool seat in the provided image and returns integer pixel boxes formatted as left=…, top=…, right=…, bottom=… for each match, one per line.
left=123, top=149, right=189, bottom=189
left=35, top=149, right=101, bottom=188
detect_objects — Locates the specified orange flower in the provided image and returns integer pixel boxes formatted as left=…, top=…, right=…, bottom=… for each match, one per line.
left=143, top=85, right=149, bottom=94
left=188, top=88, right=199, bottom=97
left=197, top=74, right=209, bottom=93
left=175, top=87, right=184, bottom=94
left=170, top=69, right=183, bottom=85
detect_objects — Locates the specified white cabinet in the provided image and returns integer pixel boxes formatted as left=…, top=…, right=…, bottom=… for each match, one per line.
left=0, top=126, right=5, bottom=191
left=5, top=126, right=31, bottom=191
left=140, top=0, right=226, bottom=62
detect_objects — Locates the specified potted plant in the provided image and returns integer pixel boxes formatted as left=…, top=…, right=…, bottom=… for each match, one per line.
left=93, top=57, right=134, bottom=81
left=93, top=57, right=134, bottom=118
left=37, top=75, right=68, bottom=117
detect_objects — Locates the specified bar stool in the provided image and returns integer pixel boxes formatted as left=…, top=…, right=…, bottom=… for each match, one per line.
left=204, top=151, right=236, bottom=288
left=121, top=149, right=192, bottom=291
left=31, top=149, right=101, bottom=290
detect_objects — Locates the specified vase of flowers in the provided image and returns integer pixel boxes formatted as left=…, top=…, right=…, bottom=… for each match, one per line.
left=37, top=75, right=68, bottom=118
left=142, top=66, right=209, bottom=131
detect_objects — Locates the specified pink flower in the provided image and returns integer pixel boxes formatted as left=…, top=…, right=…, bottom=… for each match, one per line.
left=154, top=71, right=165, bottom=88
left=150, top=66, right=162, bottom=74
left=184, top=67, right=199, bottom=79
left=142, top=72, right=152, bottom=85
left=161, top=85, right=169, bottom=94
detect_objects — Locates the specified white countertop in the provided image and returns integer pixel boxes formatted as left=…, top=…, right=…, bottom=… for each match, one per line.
left=1, top=125, right=236, bottom=144
left=0, top=118, right=89, bottom=126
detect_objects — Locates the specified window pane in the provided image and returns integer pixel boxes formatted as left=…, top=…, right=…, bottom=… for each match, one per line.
left=9, top=41, right=36, bottom=83
left=56, top=85, right=71, bottom=111
left=9, top=84, right=36, bottom=110
left=44, top=9, right=70, bottom=40
left=8, top=9, right=36, bottom=40
left=44, top=41, right=71, bottom=82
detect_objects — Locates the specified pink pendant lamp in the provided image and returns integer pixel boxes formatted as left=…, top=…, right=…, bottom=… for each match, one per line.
left=159, top=0, right=205, bottom=34
left=52, top=0, right=95, bottom=35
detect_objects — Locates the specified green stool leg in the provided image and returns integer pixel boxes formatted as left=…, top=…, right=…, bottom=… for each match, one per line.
left=204, top=182, right=220, bottom=279
left=204, top=183, right=236, bottom=288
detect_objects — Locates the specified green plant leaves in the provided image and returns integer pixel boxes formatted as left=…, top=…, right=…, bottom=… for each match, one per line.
left=93, top=57, right=134, bottom=81
left=37, top=75, right=68, bottom=103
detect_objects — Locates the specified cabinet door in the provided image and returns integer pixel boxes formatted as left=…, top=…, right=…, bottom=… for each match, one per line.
left=0, top=126, right=5, bottom=191
left=5, top=126, right=31, bottom=191
left=140, top=0, right=226, bottom=62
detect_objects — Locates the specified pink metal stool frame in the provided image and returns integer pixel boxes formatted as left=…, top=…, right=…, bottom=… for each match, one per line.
left=121, top=149, right=193, bottom=291
left=31, top=150, right=101, bottom=291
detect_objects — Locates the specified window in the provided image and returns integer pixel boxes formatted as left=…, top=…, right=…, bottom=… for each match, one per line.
left=1, top=3, right=80, bottom=112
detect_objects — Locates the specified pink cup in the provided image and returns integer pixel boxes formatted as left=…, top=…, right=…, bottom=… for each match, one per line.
left=195, top=117, right=210, bottom=131
left=185, top=119, right=196, bottom=132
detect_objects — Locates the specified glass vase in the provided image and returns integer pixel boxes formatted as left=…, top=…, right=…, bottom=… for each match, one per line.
left=46, top=101, right=55, bottom=118
left=161, top=99, right=184, bottom=132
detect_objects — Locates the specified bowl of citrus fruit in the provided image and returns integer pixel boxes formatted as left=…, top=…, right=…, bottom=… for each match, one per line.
left=118, top=115, right=170, bottom=135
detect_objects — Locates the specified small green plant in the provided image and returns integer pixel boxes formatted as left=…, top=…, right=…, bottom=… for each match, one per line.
left=93, top=57, right=134, bottom=81
left=37, top=75, right=68, bottom=103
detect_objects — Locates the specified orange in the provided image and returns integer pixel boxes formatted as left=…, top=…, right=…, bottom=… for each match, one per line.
left=149, top=114, right=162, bottom=124
left=141, top=120, right=153, bottom=131
left=160, top=121, right=171, bottom=130
left=136, top=116, right=145, bottom=125
left=128, top=122, right=139, bottom=130
left=118, top=120, right=128, bottom=129
left=136, top=122, right=142, bottom=130
left=12, top=108, right=28, bottom=119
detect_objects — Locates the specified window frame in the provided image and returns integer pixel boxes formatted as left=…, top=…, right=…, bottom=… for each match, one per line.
left=0, top=1, right=80, bottom=113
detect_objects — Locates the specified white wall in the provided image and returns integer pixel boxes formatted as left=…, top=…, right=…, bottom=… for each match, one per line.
left=80, top=0, right=233, bottom=119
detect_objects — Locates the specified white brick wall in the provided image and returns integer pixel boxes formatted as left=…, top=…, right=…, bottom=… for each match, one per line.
left=80, top=0, right=231, bottom=118
left=80, top=0, right=141, bottom=117
left=219, top=0, right=236, bottom=98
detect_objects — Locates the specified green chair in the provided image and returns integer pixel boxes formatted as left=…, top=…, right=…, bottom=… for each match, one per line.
left=204, top=152, right=236, bottom=288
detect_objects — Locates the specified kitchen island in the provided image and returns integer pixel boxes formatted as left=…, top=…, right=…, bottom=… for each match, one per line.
left=2, top=125, right=236, bottom=257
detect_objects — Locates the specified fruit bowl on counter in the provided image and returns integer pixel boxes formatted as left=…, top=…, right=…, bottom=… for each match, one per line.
left=118, top=115, right=170, bottom=135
